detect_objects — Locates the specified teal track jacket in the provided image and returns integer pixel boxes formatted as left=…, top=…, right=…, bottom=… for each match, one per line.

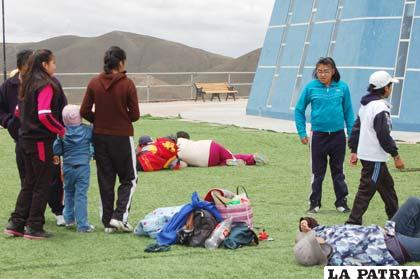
left=294, top=79, right=355, bottom=139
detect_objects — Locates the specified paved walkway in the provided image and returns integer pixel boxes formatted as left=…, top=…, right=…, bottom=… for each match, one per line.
left=140, top=99, right=420, bottom=143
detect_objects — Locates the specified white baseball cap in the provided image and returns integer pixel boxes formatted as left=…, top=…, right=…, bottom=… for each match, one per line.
left=369, top=71, right=399, bottom=89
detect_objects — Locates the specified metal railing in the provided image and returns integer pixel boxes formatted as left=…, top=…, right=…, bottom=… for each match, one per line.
left=55, top=71, right=255, bottom=103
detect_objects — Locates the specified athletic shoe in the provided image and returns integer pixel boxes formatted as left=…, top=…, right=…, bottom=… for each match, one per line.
left=23, top=228, right=52, bottom=240
left=109, top=219, right=133, bottom=232
left=55, top=215, right=66, bottom=227
left=65, top=222, right=76, bottom=229
left=4, top=222, right=24, bottom=237
left=307, top=205, right=320, bottom=214
left=104, top=227, right=116, bottom=234
left=78, top=225, right=95, bottom=233
left=253, top=153, right=268, bottom=165
left=336, top=204, right=351, bottom=213
left=226, top=159, right=246, bottom=167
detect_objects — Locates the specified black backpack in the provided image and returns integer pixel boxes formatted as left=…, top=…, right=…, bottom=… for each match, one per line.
left=177, top=209, right=218, bottom=247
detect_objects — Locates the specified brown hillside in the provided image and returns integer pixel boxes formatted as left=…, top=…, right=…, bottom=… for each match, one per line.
left=4, top=32, right=262, bottom=102
left=4, top=31, right=232, bottom=73
left=209, top=48, right=261, bottom=72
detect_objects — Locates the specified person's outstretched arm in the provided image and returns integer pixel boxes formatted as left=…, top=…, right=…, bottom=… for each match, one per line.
left=348, top=116, right=360, bottom=152
left=0, top=82, right=12, bottom=128
left=53, top=138, right=64, bottom=156
left=38, top=84, right=65, bottom=137
left=348, top=116, right=360, bottom=165
left=80, top=85, right=95, bottom=123
left=294, top=86, right=310, bottom=143
left=343, top=84, right=355, bottom=136
left=374, top=111, right=404, bottom=169
left=127, top=80, right=140, bottom=122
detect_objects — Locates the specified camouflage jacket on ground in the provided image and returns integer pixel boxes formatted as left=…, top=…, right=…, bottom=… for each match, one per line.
left=314, top=224, right=398, bottom=266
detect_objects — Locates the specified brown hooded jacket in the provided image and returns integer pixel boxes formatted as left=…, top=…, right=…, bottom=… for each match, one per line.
left=80, top=72, right=140, bottom=136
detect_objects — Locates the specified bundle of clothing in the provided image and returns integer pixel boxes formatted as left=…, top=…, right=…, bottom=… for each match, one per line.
left=138, top=191, right=258, bottom=252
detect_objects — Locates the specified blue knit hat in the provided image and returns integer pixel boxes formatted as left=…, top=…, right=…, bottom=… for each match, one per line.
left=139, top=135, right=153, bottom=145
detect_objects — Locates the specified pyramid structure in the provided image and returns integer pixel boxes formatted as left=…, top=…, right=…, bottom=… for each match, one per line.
left=247, top=0, right=420, bottom=131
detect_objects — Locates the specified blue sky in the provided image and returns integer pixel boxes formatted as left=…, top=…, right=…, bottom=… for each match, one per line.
left=8, top=0, right=275, bottom=57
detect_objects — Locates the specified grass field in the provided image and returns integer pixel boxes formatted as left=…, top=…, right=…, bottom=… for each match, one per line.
left=1, top=117, right=419, bottom=279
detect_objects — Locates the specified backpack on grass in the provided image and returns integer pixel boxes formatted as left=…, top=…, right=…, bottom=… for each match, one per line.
left=223, top=222, right=259, bottom=249
left=177, top=209, right=218, bottom=247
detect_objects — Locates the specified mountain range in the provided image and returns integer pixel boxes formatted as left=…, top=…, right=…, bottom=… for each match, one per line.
left=5, top=31, right=260, bottom=73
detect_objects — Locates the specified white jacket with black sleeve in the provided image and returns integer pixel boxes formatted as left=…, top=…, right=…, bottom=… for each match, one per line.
left=348, top=94, right=398, bottom=162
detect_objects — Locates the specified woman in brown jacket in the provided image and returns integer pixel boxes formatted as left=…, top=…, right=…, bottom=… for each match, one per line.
left=80, top=46, right=140, bottom=233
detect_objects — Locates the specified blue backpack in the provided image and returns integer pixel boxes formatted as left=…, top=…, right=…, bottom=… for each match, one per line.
left=223, top=222, right=259, bottom=249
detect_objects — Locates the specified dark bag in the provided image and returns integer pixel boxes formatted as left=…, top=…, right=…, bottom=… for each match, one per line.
left=177, top=212, right=195, bottom=245
left=223, top=222, right=259, bottom=249
left=177, top=209, right=218, bottom=247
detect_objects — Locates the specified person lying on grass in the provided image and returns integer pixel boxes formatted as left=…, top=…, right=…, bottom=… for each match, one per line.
left=295, top=197, right=420, bottom=266
left=135, top=135, right=187, bottom=172
left=175, top=131, right=267, bottom=167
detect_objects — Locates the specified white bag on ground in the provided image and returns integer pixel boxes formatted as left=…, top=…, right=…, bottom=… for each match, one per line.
left=134, top=205, right=184, bottom=238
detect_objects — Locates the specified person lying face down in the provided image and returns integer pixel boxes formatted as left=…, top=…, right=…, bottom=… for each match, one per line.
left=295, top=197, right=420, bottom=266
left=135, top=135, right=186, bottom=172
left=175, top=131, right=267, bottom=167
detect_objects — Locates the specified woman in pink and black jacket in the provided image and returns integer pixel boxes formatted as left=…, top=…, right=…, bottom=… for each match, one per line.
left=4, top=49, right=65, bottom=240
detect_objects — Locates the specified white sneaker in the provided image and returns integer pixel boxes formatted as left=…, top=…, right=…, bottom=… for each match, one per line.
left=65, top=222, right=76, bottom=229
left=226, top=159, right=246, bottom=167
left=78, top=225, right=95, bottom=233
left=104, top=227, right=116, bottom=234
left=336, top=205, right=351, bottom=213
left=55, top=215, right=66, bottom=227
left=109, top=219, right=133, bottom=232
left=307, top=206, right=320, bottom=214
left=254, top=153, right=268, bottom=165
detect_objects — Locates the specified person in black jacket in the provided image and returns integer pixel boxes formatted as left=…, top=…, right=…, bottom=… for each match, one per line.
left=0, top=49, right=66, bottom=227
left=4, top=49, right=67, bottom=239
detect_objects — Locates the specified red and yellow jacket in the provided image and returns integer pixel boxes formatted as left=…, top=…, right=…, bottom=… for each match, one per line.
left=137, top=137, right=179, bottom=172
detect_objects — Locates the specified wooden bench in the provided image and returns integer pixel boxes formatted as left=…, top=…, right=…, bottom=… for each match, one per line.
left=194, top=82, right=238, bottom=102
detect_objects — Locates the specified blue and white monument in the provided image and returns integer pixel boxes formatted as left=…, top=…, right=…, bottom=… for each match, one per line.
left=247, top=0, right=420, bottom=131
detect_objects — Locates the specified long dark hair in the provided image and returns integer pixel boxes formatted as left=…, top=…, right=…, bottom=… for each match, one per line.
left=312, top=57, right=341, bottom=82
left=103, top=46, right=126, bottom=74
left=19, top=49, right=57, bottom=100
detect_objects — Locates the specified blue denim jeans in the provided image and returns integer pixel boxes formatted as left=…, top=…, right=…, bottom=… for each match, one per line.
left=63, top=165, right=91, bottom=231
left=392, top=197, right=420, bottom=261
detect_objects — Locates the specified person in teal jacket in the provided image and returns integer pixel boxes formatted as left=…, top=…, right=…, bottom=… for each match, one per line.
left=294, top=57, right=355, bottom=214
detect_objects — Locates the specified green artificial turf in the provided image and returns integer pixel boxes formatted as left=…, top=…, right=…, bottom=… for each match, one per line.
left=0, top=117, right=419, bottom=279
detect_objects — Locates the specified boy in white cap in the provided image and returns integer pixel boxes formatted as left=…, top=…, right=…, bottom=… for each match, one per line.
left=346, top=71, right=405, bottom=225
left=53, top=105, right=94, bottom=232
